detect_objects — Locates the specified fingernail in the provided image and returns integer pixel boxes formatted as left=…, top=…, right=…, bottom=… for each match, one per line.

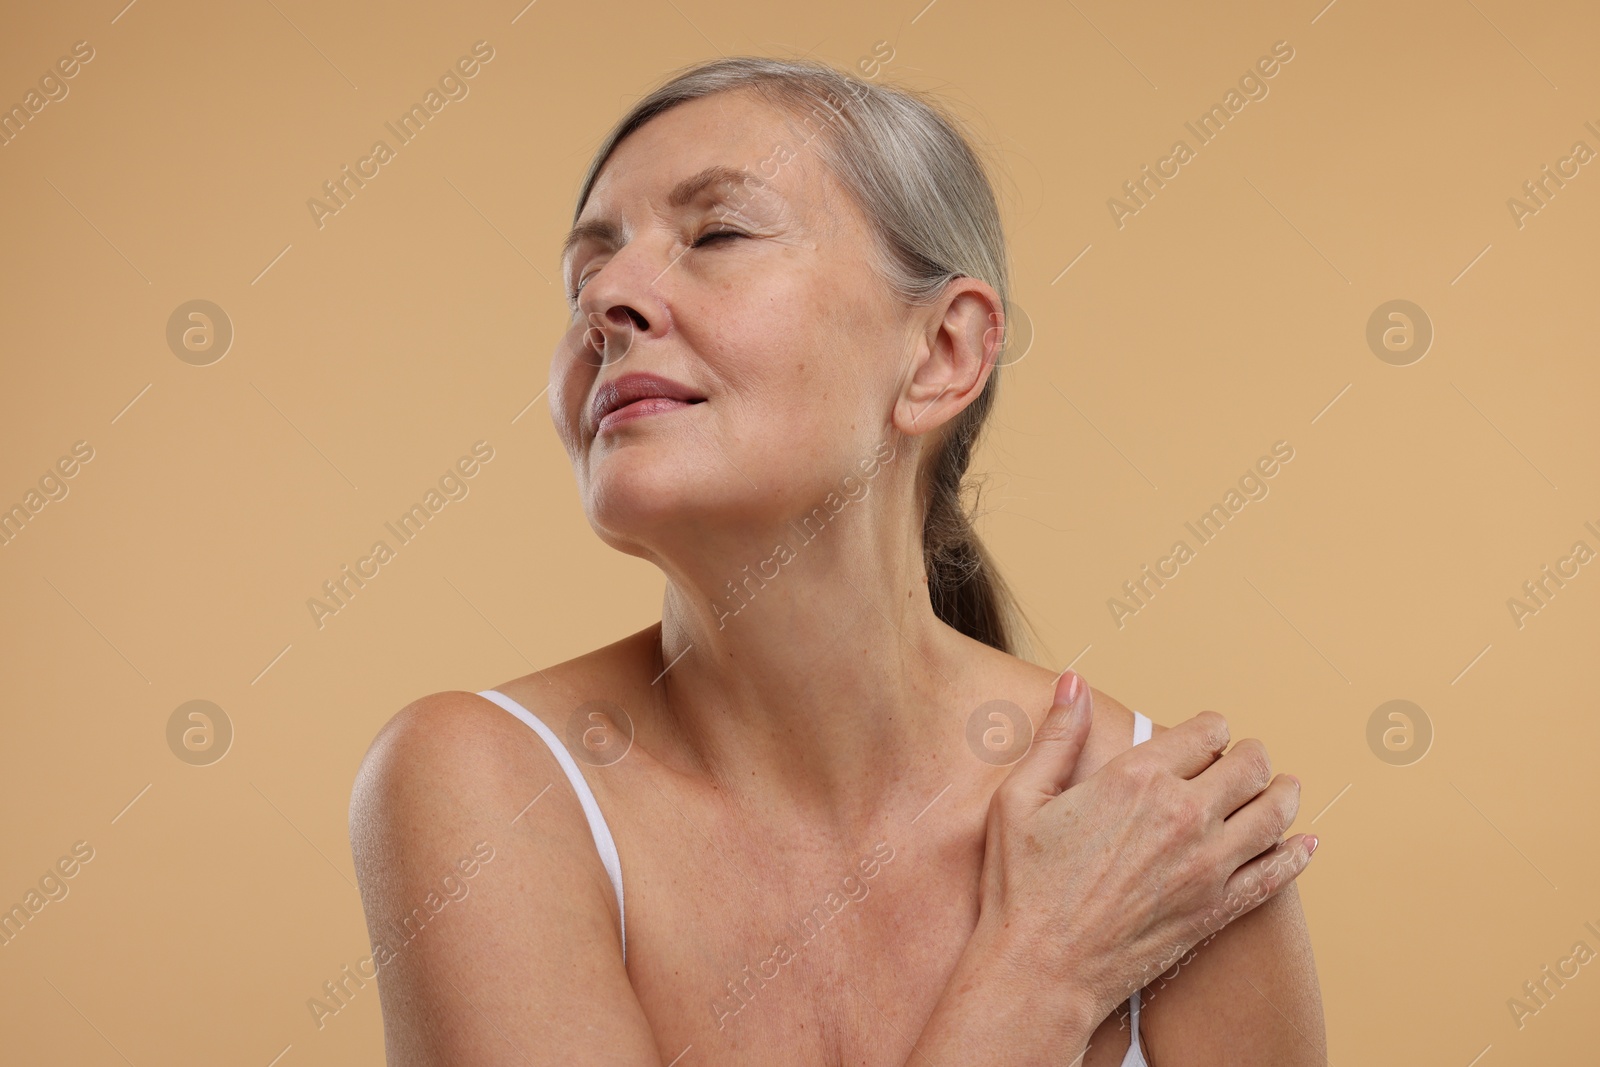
left=1063, top=670, right=1082, bottom=704
left=1305, top=834, right=1319, bottom=857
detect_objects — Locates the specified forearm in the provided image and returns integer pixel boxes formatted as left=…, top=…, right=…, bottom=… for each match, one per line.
left=905, top=920, right=1102, bottom=1066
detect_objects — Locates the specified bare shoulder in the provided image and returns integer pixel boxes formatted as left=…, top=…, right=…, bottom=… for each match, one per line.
left=1141, top=873, right=1324, bottom=1063
left=1064, top=682, right=1152, bottom=789
left=354, top=688, right=532, bottom=793
left=984, top=652, right=1153, bottom=785
left=349, top=624, right=658, bottom=865
left=347, top=684, right=659, bottom=1064
left=1119, top=704, right=1325, bottom=1064
left=350, top=621, right=650, bottom=807
left=351, top=687, right=568, bottom=835
left=349, top=681, right=623, bottom=911
left=1059, top=682, right=1324, bottom=1063
left=347, top=686, right=613, bottom=946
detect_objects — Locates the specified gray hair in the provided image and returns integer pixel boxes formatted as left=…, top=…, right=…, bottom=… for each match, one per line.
left=573, top=55, right=1033, bottom=658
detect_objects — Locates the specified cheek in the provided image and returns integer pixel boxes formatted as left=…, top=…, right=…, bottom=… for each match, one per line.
left=719, top=298, right=894, bottom=453
left=722, top=276, right=857, bottom=387
left=549, top=339, right=596, bottom=451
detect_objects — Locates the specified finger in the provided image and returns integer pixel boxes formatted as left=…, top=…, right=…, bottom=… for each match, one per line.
left=1127, top=709, right=1231, bottom=780
left=1002, top=669, right=1094, bottom=802
left=1220, top=773, right=1301, bottom=864
left=1217, top=833, right=1316, bottom=921
left=1194, top=738, right=1273, bottom=818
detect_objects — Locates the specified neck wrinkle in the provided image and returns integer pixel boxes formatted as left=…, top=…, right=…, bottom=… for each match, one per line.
left=646, top=501, right=961, bottom=830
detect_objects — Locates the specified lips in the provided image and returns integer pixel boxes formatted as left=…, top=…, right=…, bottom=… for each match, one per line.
left=590, top=372, right=705, bottom=435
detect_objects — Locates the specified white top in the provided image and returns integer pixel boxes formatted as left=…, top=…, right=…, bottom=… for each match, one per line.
left=479, top=687, right=1153, bottom=1063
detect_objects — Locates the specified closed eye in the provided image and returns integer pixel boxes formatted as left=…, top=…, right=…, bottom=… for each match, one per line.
left=693, top=229, right=747, bottom=248
left=566, top=230, right=748, bottom=308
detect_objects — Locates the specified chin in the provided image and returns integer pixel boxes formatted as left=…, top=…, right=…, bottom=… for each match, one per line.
left=585, top=463, right=719, bottom=548
left=582, top=453, right=777, bottom=559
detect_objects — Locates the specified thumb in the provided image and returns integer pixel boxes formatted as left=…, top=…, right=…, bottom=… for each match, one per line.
left=1004, top=669, right=1094, bottom=801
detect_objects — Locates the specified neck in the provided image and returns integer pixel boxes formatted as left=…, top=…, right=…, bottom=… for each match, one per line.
left=644, top=480, right=972, bottom=831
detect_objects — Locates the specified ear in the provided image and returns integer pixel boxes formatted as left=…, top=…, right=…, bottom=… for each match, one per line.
left=892, top=277, right=1005, bottom=439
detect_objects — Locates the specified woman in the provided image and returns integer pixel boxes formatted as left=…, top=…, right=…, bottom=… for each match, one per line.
left=350, top=56, right=1324, bottom=1065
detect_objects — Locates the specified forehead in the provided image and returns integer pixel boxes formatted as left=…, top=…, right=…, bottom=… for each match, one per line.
left=575, top=90, right=843, bottom=231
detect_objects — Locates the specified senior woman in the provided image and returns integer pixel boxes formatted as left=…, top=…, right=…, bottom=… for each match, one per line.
left=350, top=56, right=1324, bottom=1066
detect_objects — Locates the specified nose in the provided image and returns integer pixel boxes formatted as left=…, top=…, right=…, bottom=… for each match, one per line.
left=580, top=303, right=647, bottom=369
left=576, top=245, right=667, bottom=368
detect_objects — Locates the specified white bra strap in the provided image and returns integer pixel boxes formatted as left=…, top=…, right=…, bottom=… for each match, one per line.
left=1132, top=709, right=1152, bottom=745
left=477, top=689, right=626, bottom=962
left=1125, top=711, right=1153, bottom=1063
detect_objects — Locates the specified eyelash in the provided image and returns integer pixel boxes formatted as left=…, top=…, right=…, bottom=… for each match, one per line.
left=694, top=228, right=746, bottom=246
left=567, top=229, right=747, bottom=306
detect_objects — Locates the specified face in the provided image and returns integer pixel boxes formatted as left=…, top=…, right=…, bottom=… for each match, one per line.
left=549, top=90, right=918, bottom=560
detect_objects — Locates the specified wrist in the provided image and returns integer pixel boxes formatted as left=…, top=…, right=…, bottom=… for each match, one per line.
left=968, top=913, right=1106, bottom=1051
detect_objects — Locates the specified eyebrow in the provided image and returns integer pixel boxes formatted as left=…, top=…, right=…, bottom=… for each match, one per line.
left=560, top=165, right=773, bottom=265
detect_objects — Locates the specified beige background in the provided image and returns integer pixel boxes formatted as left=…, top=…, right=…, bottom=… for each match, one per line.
left=2, top=0, right=1597, bottom=1063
